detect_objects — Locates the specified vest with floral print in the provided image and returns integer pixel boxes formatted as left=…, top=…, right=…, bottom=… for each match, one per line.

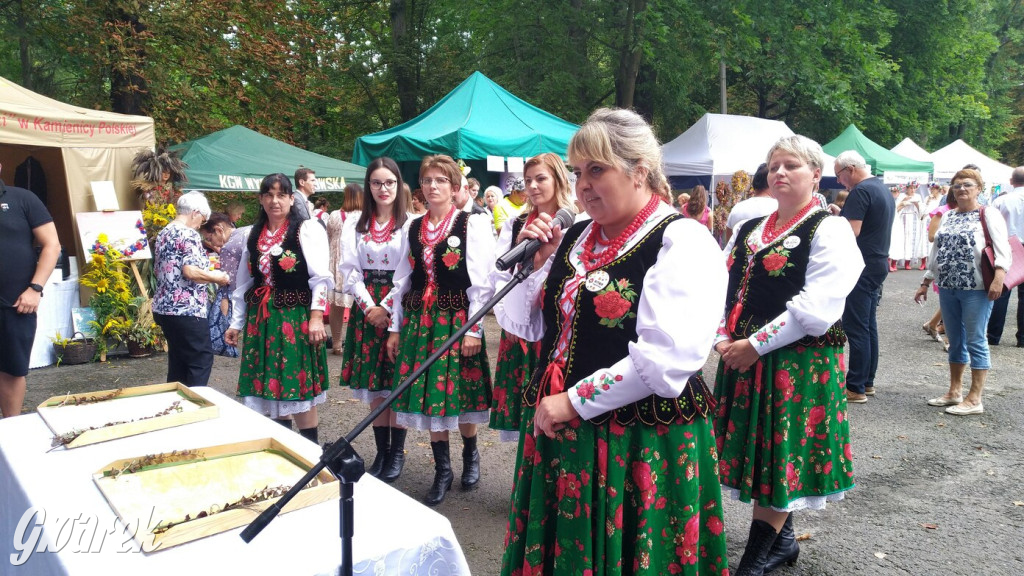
left=524, top=214, right=713, bottom=427
left=726, top=209, right=845, bottom=346
left=404, top=210, right=471, bottom=310
left=244, top=218, right=311, bottom=308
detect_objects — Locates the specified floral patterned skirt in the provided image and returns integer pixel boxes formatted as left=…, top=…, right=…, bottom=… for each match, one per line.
left=390, top=305, right=492, bottom=431
left=501, top=407, right=729, bottom=575
left=713, top=344, right=854, bottom=510
left=340, top=282, right=394, bottom=402
left=237, top=302, right=329, bottom=403
left=489, top=330, right=541, bottom=438
left=208, top=297, right=238, bottom=358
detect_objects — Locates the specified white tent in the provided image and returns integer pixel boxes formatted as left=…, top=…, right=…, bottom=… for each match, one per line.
left=930, top=139, right=1013, bottom=193
left=0, top=76, right=155, bottom=257
left=890, top=138, right=933, bottom=163
left=662, top=113, right=837, bottom=179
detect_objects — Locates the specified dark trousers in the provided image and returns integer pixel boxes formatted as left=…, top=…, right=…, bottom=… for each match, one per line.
left=154, top=313, right=214, bottom=387
left=987, top=286, right=1023, bottom=345
left=843, top=265, right=887, bottom=393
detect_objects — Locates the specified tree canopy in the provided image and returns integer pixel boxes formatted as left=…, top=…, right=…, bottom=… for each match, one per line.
left=3, top=0, right=1020, bottom=164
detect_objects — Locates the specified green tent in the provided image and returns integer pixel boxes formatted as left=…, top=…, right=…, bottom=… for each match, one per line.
left=352, top=71, right=579, bottom=166
left=171, top=125, right=365, bottom=192
left=822, top=124, right=933, bottom=175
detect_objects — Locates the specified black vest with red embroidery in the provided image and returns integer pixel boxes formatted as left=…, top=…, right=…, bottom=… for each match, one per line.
left=524, top=214, right=713, bottom=427
left=510, top=211, right=529, bottom=247
left=244, top=218, right=312, bottom=308
left=403, top=210, right=472, bottom=310
left=726, top=209, right=845, bottom=346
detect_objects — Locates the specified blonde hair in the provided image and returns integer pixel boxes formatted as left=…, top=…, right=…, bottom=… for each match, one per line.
left=523, top=152, right=575, bottom=214
left=568, top=108, right=669, bottom=195
left=767, top=135, right=825, bottom=172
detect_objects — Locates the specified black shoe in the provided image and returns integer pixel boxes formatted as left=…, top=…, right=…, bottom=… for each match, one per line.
left=764, top=514, right=799, bottom=574
left=298, top=426, right=319, bottom=445
left=326, top=336, right=334, bottom=349
left=424, top=440, right=453, bottom=507
left=461, top=434, right=480, bottom=490
left=379, top=427, right=407, bottom=483
left=734, top=519, right=779, bottom=576
left=367, top=426, right=390, bottom=478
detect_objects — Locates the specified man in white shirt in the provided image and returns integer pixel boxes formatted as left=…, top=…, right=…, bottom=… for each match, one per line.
left=724, top=163, right=776, bottom=245
left=455, top=175, right=488, bottom=216
left=986, top=166, right=1024, bottom=347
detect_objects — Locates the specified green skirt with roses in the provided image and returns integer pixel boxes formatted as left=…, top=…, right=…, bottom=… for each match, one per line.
left=340, top=280, right=394, bottom=402
left=237, top=299, right=330, bottom=406
left=500, top=406, right=729, bottom=575
left=390, top=305, right=492, bottom=430
left=713, top=344, right=854, bottom=510
left=489, top=330, right=541, bottom=439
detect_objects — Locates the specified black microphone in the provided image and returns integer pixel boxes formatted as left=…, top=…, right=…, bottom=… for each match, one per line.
left=495, top=208, right=576, bottom=271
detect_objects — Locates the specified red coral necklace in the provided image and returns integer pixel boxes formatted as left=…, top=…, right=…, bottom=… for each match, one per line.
left=370, top=213, right=396, bottom=243
left=420, top=205, right=456, bottom=249
left=258, top=220, right=288, bottom=253
left=761, top=200, right=816, bottom=245
left=579, top=194, right=660, bottom=272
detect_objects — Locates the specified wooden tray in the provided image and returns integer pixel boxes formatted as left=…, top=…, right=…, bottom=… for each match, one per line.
left=93, top=438, right=338, bottom=551
left=37, top=382, right=218, bottom=449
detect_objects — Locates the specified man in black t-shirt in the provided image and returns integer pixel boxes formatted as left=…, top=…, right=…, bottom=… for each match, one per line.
left=0, top=163, right=60, bottom=418
left=836, top=151, right=895, bottom=403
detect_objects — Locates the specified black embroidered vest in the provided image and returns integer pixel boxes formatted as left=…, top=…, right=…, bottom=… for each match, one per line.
left=726, top=210, right=845, bottom=346
left=403, top=211, right=472, bottom=310
left=524, top=214, right=714, bottom=427
left=244, top=218, right=312, bottom=308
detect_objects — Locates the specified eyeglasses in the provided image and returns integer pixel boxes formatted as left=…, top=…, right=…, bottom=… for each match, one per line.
left=951, top=182, right=978, bottom=190
left=835, top=166, right=850, bottom=177
left=370, top=179, right=398, bottom=190
left=419, top=176, right=451, bottom=187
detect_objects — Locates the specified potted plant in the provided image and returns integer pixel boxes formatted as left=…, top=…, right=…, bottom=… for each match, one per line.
left=125, top=300, right=164, bottom=357
left=50, top=331, right=98, bottom=365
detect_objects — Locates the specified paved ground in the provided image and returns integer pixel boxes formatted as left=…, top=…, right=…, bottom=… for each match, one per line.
left=16, top=269, right=1024, bottom=574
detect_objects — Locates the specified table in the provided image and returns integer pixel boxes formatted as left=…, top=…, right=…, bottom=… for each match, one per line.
left=28, top=275, right=80, bottom=369
left=0, top=387, right=470, bottom=575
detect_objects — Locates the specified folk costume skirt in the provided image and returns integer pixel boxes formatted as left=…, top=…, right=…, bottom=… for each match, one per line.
left=713, top=344, right=854, bottom=511
left=340, top=278, right=395, bottom=403
left=390, top=304, right=492, bottom=431
left=501, top=406, right=729, bottom=575
left=237, top=299, right=329, bottom=418
left=489, top=330, right=542, bottom=442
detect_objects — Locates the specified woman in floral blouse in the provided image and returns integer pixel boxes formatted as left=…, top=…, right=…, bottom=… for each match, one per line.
left=498, top=108, right=728, bottom=575
left=152, top=192, right=229, bottom=387
left=914, top=169, right=1011, bottom=416
left=339, top=157, right=411, bottom=481
left=200, top=212, right=251, bottom=358
left=225, top=173, right=332, bottom=444
left=717, top=135, right=863, bottom=575
left=386, top=154, right=495, bottom=506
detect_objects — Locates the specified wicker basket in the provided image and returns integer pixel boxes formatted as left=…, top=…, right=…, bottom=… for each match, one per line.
left=54, top=332, right=98, bottom=365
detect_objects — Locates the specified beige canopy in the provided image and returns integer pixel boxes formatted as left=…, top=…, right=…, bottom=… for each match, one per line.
left=0, top=76, right=155, bottom=257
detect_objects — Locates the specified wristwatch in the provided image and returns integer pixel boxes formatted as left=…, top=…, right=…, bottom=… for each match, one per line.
left=29, top=283, right=44, bottom=296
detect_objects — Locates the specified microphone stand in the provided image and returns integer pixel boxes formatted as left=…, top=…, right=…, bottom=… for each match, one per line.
left=241, top=261, right=537, bottom=576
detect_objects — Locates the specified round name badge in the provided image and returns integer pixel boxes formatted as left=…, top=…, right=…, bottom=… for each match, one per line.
left=270, top=246, right=284, bottom=256
left=447, top=236, right=461, bottom=248
left=782, top=236, right=800, bottom=249
left=585, top=270, right=610, bottom=292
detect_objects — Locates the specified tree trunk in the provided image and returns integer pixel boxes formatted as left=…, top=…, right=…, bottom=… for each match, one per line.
left=633, top=59, right=656, bottom=122
left=615, top=0, right=647, bottom=109
left=107, top=7, right=149, bottom=115
left=18, top=0, right=32, bottom=90
left=390, top=0, right=418, bottom=123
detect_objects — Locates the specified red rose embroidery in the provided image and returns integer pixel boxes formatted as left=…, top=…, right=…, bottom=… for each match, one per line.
left=441, top=247, right=461, bottom=269
left=278, top=249, right=300, bottom=273
left=762, top=252, right=788, bottom=271
left=594, top=291, right=632, bottom=320
left=577, top=380, right=596, bottom=400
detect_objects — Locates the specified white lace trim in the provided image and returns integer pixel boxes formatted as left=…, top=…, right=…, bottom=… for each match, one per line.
left=241, top=391, right=327, bottom=419
left=350, top=389, right=391, bottom=403
left=498, top=430, right=520, bottom=443
left=721, top=485, right=848, bottom=512
left=395, top=410, right=490, bottom=432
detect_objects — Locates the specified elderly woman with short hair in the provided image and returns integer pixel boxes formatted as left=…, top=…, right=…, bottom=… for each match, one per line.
left=915, top=169, right=1011, bottom=416
left=152, top=191, right=230, bottom=387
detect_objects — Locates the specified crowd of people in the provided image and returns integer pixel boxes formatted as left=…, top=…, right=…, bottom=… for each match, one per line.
left=5, top=104, right=1024, bottom=575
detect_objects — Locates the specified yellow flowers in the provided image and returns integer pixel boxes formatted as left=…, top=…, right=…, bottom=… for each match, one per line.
left=143, top=201, right=176, bottom=243
left=95, top=278, right=109, bottom=293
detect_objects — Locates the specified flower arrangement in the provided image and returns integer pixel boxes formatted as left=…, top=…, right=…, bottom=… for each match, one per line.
left=142, top=202, right=176, bottom=244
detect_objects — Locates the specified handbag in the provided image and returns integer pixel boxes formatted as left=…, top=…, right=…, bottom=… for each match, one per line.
left=979, top=206, right=1024, bottom=291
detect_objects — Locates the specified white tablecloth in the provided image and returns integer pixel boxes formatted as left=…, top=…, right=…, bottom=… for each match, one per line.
left=0, top=387, right=470, bottom=575
left=28, top=276, right=80, bottom=369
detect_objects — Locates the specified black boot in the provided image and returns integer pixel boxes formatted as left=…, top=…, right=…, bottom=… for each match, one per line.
left=764, top=514, right=799, bottom=574
left=461, top=434, right=480, bottom=490
left=298, top=426, right=318, bottom=444
left=424, top=441, right=453, bottom=507
left=273, top=418, right=292, bottom=430
left=367, top=426, right=390, bottom=478
left=734, top=519, right=779, bottom=576
left=379, top=427, right=407, bottom=483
